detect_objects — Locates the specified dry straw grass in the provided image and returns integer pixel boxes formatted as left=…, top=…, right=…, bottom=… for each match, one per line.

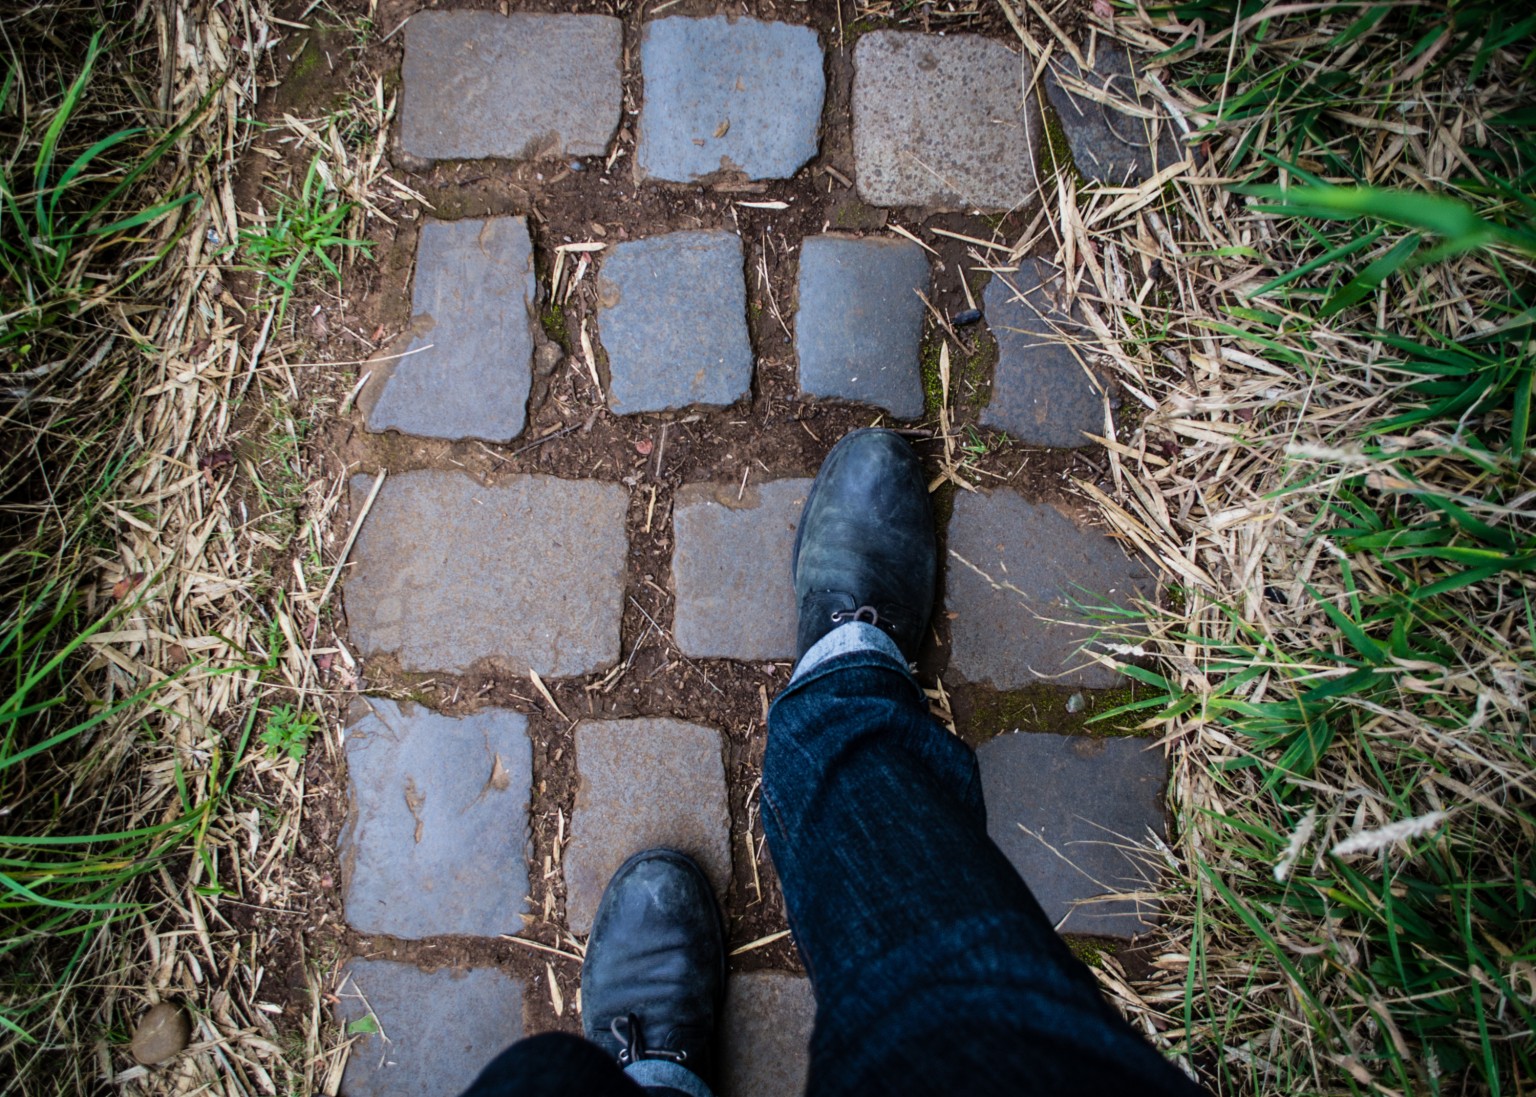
left=0, top=0, right=367, bottom=1091
left=971, top=1, right=1535, bottom=1093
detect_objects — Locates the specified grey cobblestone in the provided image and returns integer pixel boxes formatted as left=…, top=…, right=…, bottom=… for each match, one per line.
left=346, top=471, right=628, bottom=677
left=335, top=959, right=525, bottom=1095
left=401, top=12, right=622, bottom=161
left=1044, top=45, right=1183, bottom=184
left=722, top=972, right=816, bottom=1097
left=359, top=217, right=536, bottom=443
left=980, top=259, right=1106, bottom=448
left=977, top=731, right=1167, bottom=937
left=946, top=488, right=1153, bottom=689
left=671, top=479, right=811, bottom=661
left=637, top=17, right=825, bottom=182
left=852, top=31, right=1042, bottom=210
left=597, top=231, right=753, bottom=414
left=795, top=234, right=928, bottom=418
left=564, top=718, right=731, bottom=934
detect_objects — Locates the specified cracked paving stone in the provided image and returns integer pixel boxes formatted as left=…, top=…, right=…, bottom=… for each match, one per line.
left=722, top=972, right=816, bottom=1097
left=340, top=699, right=532, bottom=940
left=401, top=11, right=622, bottom=161
left=671, top=479, right=811, bottom=661
left=637, top=16, right=825, bottom=183
left=946, top=488, right=1154, bottom=689
left=359, top=217, right=536, bottom=443
left=852, top=31, right=1042, bottom=210
left=335, top=959, right=525, bottom=1096
left=1044, top=43, right=1183, bottom=185
left=980, top=258, right=1107, bottom=448
left=596, top=230, right=753, bottom=414
left=564, top=718, right=731, bottom=934
left=977, top=731, right=1167, bottom=937
left=795, top=233, right=929, bottom=419
left=346, top=471, right=628, bottom=677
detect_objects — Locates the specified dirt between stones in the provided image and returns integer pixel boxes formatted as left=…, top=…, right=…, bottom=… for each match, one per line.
left=244, top=0, right=1136, bottom=1045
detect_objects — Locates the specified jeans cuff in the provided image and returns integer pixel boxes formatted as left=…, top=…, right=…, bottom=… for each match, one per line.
left=623, top=1059, right=716, bottom=1097
left=790, top=621, right=906, bottom=684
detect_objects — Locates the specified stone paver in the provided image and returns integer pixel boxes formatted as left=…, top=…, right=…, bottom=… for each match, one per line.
left=335, top=959, right=525, bottom=1096
left=852, top=31, right=1042, bottom=210
left=401, top=12, right=622, bottom=161
left=722, top=972, right=816, bottom=1097
left=346, top=471, right=628, bottom=677
left=1044, top=44, right=1182, bottom=184
left=672, top=479, right=810, bottom=661
left=340, top=699, right=531, bottom=940
left=977, top=731, right=1167, bottom=936
left=638, top=17, right=825, bottom=182
left=946, top=489, right=1153, bottom=689
left=359, top=217, right=536, bottom=443
left=564, top=719, right=730, bottom=934
left=981, top=259, right=1105, bottom=448
left=795, top=234, right=928, bottom=418
left=596, top=231, right=753, bottom=414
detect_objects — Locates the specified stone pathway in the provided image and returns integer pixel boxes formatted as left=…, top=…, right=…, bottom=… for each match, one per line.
left=331, top=9, right=1177, bottom=1094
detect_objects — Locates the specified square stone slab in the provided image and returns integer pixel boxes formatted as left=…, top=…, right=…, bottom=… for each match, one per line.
left=401, top=12, right=621, bottom=161
left=722, top=972, right=816, bottom=1097
left=672, top=479, right=810, bottom=661
left=980, top=259, right=1106, bottom=448
left=335, top=959, right=525, bottom=1096
left=637, top=17, right=825, bottom=182
left=852, top=32, right=1042, bottom=210
left=346, top=471, right=628, bottom=677
left=946, top=489, right=1153, bottom=689
left=358, top=217, right=536, bottom=443
left=564, top=719, right=731, bottom=934
left=795, top=234, right=929, bottom=418
left=596, top=231, right=753, bottom=414
left=977, top=731, right=1167, bottom=937
left=1044, top=44, right=1182, bottom=184
left=340, top=699, right=532, bottom=940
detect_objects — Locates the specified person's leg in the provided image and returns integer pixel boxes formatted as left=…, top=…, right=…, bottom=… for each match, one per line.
left=766, top=429, right=1203, bottom=1097
left=459, top=851, right=723, bottom=1097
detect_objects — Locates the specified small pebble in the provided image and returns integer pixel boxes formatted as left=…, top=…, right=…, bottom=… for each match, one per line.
left=1066, top=692, right=1085, bottom=714
left=131, top=1002, right=190, bottom=1066
left=534, top=343, right=563, bottom=377
left=571, top=160, right=585, bottom=171
left=952, top=308, right=982, bottom=326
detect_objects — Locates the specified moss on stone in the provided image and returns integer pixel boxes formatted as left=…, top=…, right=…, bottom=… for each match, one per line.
left=964, top=681, right=1152, bottom=740
left=541, top=303, right=568, bottom=347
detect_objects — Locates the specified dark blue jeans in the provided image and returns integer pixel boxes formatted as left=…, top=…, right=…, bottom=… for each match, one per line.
left=463, top=626, right=1204, bottom=1096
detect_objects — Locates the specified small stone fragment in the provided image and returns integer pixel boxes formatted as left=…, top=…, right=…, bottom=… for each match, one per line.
left=534, top=343, right=563, bottom=377
left=852, top=32, right=1042, bottom=210
left=131, top=1002, right=190, bottom=1065
left=637, top=17, right=825, bottom=182
left=952, top=308, right=983, bottom=326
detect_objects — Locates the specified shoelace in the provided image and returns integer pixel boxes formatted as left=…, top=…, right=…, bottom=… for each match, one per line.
left=611, top=1013, right=688, bottom=1065
left=830, top=604, right=881, bottom=626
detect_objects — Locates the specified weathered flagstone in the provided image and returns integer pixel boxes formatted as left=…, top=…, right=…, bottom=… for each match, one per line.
left=722, top=972, right=816, bottom=1097
left=852, top=31, right=1042, bottom=210
left=335, top=959, right=525, bottom=1096
left=401, top=12, right=622, bottom=161
left=564, top=719, right=731, bottom=934
left=946, top=488, right=1153, bottom=689
left=346, top=471, right=628, bottom=677
left=359, top=217, right=536, bottom=443
left=637, top=17, right=825, bottom=182
left=795, top=234, right=928, bottom=418
left=977, top=731, right=1167, bottom=937
left=1044, top=44, right=1183, bottom=184
left=980, top=259, right=1106, bottom=448
left=672, top=479, right=810, bottom=661
left=340, top=699, right=531, bottom=940
left=597, top=230, right=753, bottom=414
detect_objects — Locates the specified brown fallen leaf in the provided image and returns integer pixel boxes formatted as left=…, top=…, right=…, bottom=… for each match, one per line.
left=714, top=118, right=730, bottom=138
left=113, top=573, right=145, bottom=600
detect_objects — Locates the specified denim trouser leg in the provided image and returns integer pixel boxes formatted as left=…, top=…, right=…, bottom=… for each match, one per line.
left=765, top=624, right=1203, bottom=1097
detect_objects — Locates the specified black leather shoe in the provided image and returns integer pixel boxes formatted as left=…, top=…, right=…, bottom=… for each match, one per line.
left=792, top=428, right=937, bottom=661
left=581, top=849, right=725, bottom=1088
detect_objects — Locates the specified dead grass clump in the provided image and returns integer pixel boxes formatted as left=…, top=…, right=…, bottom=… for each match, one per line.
left=990, top=1, right=1535, bottom=1092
